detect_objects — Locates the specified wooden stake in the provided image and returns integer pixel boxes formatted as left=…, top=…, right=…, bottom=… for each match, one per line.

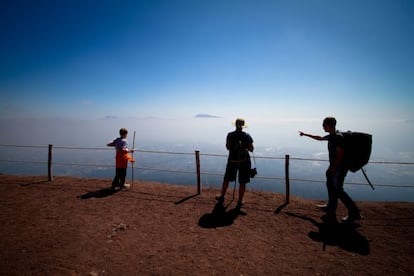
left=131, top=130, right=136, bottom=188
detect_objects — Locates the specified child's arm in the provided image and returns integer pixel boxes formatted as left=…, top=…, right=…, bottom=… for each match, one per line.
left=126, top=153, right=135, bottom=163
left=129, top=156, right=135, bottom=163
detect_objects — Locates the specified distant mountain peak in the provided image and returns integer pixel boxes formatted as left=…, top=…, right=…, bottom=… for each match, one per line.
left=194, top=114, right=221, bottom=118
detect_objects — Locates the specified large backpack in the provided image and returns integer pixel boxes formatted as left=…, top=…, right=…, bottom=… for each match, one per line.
left=342, top=131, right=372, bottom=173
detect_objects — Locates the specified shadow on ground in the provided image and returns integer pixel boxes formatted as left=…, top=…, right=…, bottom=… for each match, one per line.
left=78, top=188, right=118, bottom=199
left=286, top=212, right=370, bottom=255
left=198, top=202, right=246, bottom=228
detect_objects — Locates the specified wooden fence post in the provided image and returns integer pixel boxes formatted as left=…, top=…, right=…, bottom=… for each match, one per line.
left=285, top=154, right=290, bottom=203
left=48, top=144, right=53, bottom=182
left=195, top=150, right=201, bottom=194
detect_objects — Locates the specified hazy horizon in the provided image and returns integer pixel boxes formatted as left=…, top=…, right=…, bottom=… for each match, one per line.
left=1, top=116, right=413, bottom=163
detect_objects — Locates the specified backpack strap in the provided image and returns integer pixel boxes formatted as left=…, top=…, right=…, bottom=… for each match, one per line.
left=251, top=151, right=257, bottom=168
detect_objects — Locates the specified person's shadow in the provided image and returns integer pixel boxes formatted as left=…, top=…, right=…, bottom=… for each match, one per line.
left=77, top=188, right=118, bottom=199
left=198, top=202, right=246, bottom=228
left=286, top=212, right=370, bottom=255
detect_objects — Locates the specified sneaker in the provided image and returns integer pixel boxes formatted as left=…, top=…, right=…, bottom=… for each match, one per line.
left=215, top=195, right=224, bottom=204
left=316, top=203, right=328, bottom=212
left=321, top=213, right=337, bottom=224
left=341, top=213, right=362, bottom=223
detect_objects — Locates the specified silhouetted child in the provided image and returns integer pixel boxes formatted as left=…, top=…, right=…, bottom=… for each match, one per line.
left=107, top=128, right=135, bottom=190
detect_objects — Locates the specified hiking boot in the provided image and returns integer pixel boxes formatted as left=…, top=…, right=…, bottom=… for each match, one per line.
left=321, top=213, right=337, bottom=224
left=342, top=213, right=362, bottom=223
left=215, top=195, right=224, bottom=204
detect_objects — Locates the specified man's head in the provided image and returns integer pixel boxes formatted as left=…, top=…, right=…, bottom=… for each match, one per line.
left=235, top=118, right=246, bottom=130
left=322, top=117, right=336, bottom=133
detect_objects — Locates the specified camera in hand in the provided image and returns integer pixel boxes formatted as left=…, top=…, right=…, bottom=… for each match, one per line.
left=250, top=168, right=257, bottom=178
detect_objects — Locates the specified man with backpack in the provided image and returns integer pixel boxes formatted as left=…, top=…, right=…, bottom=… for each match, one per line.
left=216, top=118, right=254, bottom=209
left=299, top=117, right=362, bottom=223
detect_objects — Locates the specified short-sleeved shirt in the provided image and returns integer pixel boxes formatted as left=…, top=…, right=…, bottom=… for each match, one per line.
left=224, top=130, right=254, bottom=183
left=226, top=130, right=253, bottom=162
left=323, top=131, right=345, bottom=165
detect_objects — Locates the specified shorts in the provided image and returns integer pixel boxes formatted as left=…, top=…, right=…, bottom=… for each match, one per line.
left=224, top=159, right=251, bottom=184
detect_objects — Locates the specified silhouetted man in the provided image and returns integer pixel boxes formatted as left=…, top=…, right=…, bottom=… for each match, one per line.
left=216, top=118, right=254, bottom=209
left=299, top=117, right=361, bottom=223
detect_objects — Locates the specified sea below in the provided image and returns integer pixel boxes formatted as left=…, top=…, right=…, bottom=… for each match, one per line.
left=1, top=143, right=413, bottom=202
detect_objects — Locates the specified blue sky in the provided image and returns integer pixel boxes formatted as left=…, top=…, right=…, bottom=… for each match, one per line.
left=1, top=0, right=413, bottom=157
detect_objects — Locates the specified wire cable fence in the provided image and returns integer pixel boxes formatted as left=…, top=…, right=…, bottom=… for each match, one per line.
left=287, top=157, right=414, bottom=188
left=1, top=144, right=414, bottom=201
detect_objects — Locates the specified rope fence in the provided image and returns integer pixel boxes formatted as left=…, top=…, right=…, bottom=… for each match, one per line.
left=1, top=144, right=413, bottom=203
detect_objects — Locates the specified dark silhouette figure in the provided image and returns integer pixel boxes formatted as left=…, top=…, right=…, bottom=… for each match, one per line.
left=216, top=118, right=254, bottom=209
left=299, top=117, right=361, bottom=223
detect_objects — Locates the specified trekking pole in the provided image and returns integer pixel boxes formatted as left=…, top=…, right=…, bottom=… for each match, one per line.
left=131, top=130, right=136, bottom=189
left=361, top=167, right=375, bottom=190
left=232, top=174, right=237, bottom=202
left=252, top=151, right=257, bottom=171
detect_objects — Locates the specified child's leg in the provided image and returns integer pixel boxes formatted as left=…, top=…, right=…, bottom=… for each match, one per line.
left=112, top=168, right=121, bottom=189
left=119, top=168, right=127, bottom=188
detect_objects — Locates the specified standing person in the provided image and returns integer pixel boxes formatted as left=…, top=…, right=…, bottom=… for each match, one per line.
left=299, top=117, right=361, bottom=223
left=216, top=118, right=254, bottom=209
left=107, top=128, right=135, bottom=190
